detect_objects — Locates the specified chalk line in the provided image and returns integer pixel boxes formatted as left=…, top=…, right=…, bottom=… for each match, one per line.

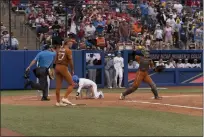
left=126, top=100, right=203, bottom=110
left=151, top=94, right=202, bottom=99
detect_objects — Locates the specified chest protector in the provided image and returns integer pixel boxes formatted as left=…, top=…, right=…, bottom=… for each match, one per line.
left=139, top=57, right=151, bottom=71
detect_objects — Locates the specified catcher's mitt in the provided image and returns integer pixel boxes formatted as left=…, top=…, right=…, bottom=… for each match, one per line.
left=24, top=70, right=30, bottom=79
left=154, top=65, right=165, bottom=72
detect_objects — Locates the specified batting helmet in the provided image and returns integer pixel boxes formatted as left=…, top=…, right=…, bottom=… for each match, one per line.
left=72, top=75, right=79, bottom=83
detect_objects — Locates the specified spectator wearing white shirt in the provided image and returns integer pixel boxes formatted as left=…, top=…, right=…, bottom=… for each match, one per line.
left=177, top=59, right=184, bottom=68
left=165, top=60, right=175, bottom=68
left=128, top=60, right=134, bottom=69
left=133, top=61, right=139, bottom=69
left=154, top=24, right=163, bottom=50
left=173, top=1, right=183, bottom=14
left=169, top=57, right=177, bottom=68
left=85, top=22, right=96, bottom=38
left=191, top=59, right=201, bottom=68
left=156, top=59, right=165, bottom=67
left=166, top=14, right=176, bottom=28
left=8, top=32, right=19, bottom=50
left=46, top=12, right=55, bottom=23
left=35, top=15, right=45, bottom=32
left=183, top=59, right=192, bottom=68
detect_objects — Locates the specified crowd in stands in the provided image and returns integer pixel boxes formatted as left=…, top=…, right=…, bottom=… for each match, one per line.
left=0, top=22, right=19, bottom=50
left=0, top=0, right=203, bottom=51
left=20, top=0, right=203, bottom=51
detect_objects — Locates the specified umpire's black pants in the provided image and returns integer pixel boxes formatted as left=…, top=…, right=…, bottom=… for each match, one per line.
left=31, top=67, right=48, bottom=98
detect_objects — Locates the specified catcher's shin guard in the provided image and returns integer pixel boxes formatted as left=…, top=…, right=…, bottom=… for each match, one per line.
left=150, top=83, right=161, bottom=99
left=121, top=86, right=138, bottom=99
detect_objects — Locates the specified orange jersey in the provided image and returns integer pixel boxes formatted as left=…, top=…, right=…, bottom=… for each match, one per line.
left=135, top=55, right=154, bottom=71
left=55, top=47, right=74, bottom=70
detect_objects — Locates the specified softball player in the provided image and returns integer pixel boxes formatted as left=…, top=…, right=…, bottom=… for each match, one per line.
left=113, top=51, right=124, bottom=88
left=72, top=75, right=104, bottom=99
left=120, top=48, right=162, bottom=100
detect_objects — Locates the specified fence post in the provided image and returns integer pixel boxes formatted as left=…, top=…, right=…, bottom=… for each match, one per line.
left=123, top=50, right=129, bottom=88
left=26, top=28, right=29, bottom=44
left=14, top=13, right=17, bottom=29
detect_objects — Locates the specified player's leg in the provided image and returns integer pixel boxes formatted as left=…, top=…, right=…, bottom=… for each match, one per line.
left=118, top=68, right=123, bottom=88
left=92, top=84, right=100, bottom=99
left=92, top=69, right=96, bottom=83
left=61, top=67, right=75, bottom=105
left=143, top=75, right=162, bottom=99
left=120, top=71, right=143, bottom=100
left=55, top=72, right=63, bottom=103
left=109, top=69, right=114, bottom=88
left=115, top=68, right=119, bottom=87
left=105, top=70, right=111, bottom=88
left=47, top=76, right=50, bottom=96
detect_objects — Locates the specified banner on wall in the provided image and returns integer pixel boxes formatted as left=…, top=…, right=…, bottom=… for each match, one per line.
left=150, top=53, right=202, bottom=60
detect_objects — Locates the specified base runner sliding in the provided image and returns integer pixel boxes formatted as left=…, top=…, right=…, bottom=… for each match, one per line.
left=120, top=48, right=164, bottom=100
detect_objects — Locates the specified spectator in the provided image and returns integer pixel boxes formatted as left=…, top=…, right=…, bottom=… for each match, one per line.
left=8, top=32, right=19, bottom=50
left=179, top=22, right=188, bottom=49
left=140, top=0, right=149, bottom=25
left=156, top=58, right=165, bottom=67
left=191, top=59, right=201, bottom=68
left=173, top=1, right=183, bottom=14
left=183, top=59, right=192, bottom=68
left=164, top=23, right=173, bottom=49
left=165, top=60, right=175, bottom=68
left=154, top=24, right=163, bottom=50
left=96, top=33, right=106, bottom=50
left=84, top=22, right=96, bottom=38
left=119, top=19, right=130, bottom=42
left=177, top=59, right=185, bottom=68
left=128, top=60, right=134, bottom=69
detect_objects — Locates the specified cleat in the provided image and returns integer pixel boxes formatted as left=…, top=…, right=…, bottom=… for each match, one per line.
left=119, top=93, right=125, bottom=100
left=75, top=95, right=79, bottom=100
left=56, top=102, right=68, bottom=107
left=41, top=97, right=50, bottom=101
left=62, top=98, right=73, bottom=105
left=155, top=96, right=162, bottom=100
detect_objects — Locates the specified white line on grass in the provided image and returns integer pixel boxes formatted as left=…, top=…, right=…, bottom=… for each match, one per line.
left=126, top=100, right=203, bottom=110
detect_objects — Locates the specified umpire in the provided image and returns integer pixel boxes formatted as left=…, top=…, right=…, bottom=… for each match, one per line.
left=24, top=44, right=56, bottom=101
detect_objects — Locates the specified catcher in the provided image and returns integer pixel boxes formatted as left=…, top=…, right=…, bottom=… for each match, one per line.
left=120, top=48, right=164, bottom=100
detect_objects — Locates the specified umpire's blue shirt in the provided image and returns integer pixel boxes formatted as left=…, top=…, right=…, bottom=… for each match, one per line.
left=34, top=50, right=56, bottom=68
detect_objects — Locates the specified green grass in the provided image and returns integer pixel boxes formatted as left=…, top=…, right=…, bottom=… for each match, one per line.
left=1, top=87, right=202, bottom=96
left=1, top=104, right=202, bottom=136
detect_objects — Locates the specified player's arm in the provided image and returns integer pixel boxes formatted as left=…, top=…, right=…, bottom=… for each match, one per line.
left=26, top=52, right=40, bottom=71
left=67, top=49, right=74, bottom=75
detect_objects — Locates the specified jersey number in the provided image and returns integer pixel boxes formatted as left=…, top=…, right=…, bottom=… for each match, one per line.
left=58, top=52, right=65, bottom=61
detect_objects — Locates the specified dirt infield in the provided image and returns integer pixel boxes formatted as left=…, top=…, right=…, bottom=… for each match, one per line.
left=1, top=128, right=24, bottom=136
left=1, top=92, right=203, bottom=117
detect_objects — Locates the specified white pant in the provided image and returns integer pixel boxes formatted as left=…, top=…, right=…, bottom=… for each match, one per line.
left=36, top=76, right=50, bottom=96
left=115, top=67, right=123, bottom=87
left=90, top=84, right=104, bottom=99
